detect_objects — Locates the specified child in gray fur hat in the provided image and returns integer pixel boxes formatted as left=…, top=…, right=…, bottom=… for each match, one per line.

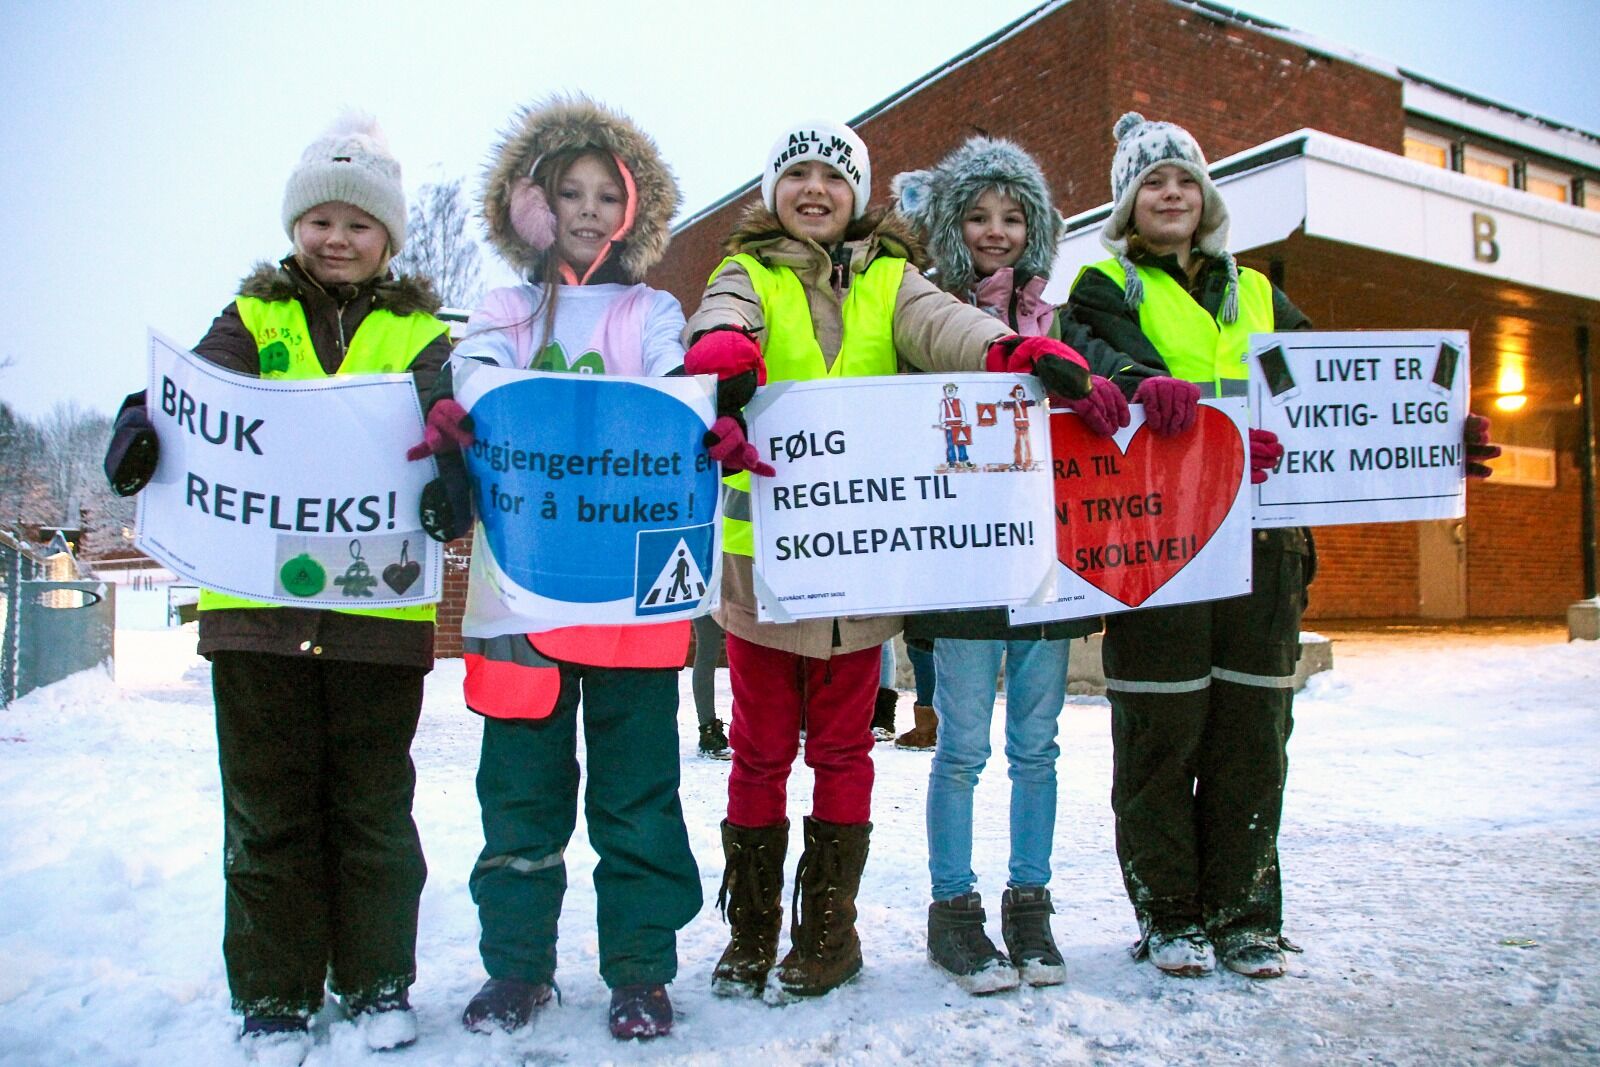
left=891, top=136, right=1126, bottom=995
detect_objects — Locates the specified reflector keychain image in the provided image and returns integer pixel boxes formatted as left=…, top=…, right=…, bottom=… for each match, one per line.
left=334, top=539, right=378, bottom=597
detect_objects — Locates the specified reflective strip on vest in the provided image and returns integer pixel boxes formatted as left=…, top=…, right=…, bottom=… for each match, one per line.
left=711, top=253, right=903, bottom=557
left=199, top=296, right=447, bottom=621
left=1082, top=259, right=1273, bottom=397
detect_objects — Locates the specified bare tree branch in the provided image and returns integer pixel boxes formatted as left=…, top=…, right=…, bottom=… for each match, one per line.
left=391, top=177, right=483, bottom=309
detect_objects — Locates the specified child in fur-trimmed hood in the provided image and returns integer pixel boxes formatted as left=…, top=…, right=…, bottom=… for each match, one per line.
left=891, top=134, right=1143, bottom=995
left=423, top=95, right=702, bottom=1043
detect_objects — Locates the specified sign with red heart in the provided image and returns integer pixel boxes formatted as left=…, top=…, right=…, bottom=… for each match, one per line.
left=1010, top=400, right=1252, bottom=623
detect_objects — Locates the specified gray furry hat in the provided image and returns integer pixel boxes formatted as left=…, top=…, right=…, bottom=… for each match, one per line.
left=891, top=136, right=1062, bottom=294
left=480, top=94, right=681, bottom=281
left=1100, top=111, right=1238, bottom=322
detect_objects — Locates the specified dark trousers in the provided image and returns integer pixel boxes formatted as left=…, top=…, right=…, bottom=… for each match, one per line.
left=470, top=665, right=702, bottom=988
left=1102, top=530, right=1307, bottom=948
left=213, top=652, right=427, bottom=1017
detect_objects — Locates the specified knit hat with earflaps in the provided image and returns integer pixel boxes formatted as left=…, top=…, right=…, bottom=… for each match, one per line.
left=891, top=135, right=1062, bottom=295
left=282, top=111, right=408, bottom=253
left=1099, top=112, right=1238, bottom=323
left=481, top=94, right=681, bottom=282
left=761, top=120, right=871, bottom=220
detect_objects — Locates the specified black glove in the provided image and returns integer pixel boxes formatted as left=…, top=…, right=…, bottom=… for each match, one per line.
left=1032, top=353, right=1093, bottom=401
left=104, top=390, right=159, bottom=497
left=420, top=452, right=475, bottom=542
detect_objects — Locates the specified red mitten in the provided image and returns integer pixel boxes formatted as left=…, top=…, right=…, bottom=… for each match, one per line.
left=1249, top=427, right=1284, bottom=485
left=705, top=415, right=776, bottom=477
left=406, top=398, right=475, bottom=461
left=985, top=336, right=1091, bottom=399
left=1069, top=376, right=1131, bottom=437
left=1464, top=412, right=1501, bottom=479
left=684, top=327, right=765, bottom=385
left=1132, top=376, right=1201, bottom=437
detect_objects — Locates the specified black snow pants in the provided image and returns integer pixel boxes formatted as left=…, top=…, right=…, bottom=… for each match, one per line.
left=212, top=651, right=428, bottom=1017
left=1102, top=526, right=1310, bottom=952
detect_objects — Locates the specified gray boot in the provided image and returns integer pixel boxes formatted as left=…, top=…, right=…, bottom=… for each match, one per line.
left=1001, top=886, right=1065, bottom=987
left=927, top=892, right=1018, bottom=995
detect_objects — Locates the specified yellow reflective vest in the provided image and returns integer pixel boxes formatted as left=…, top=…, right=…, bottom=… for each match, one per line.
left=1082, top=257, right=1273, bottom=397
left=711, top=253, right=902, bottom=556
left=198, top=295, right=448, bottom=621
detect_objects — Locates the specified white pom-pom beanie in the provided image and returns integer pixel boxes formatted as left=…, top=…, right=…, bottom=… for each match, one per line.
left=1099, top=112, right=1238, bottom=323
left=282, top=111, right=408, bottom=253
left=761, top=120, right=871, bottom=219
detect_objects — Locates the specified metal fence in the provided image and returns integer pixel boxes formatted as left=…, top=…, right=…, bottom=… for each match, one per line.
left=2, top=535, right=115, bottom=706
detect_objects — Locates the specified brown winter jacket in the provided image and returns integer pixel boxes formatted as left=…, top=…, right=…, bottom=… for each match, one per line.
left=684, top=206, right=1011, bottom=659
left=192, top=257, right=451, bottom=669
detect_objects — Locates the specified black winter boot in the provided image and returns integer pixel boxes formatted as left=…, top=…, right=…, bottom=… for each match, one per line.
left=1001, top=886, right=1065, bottom=986
left=712, top=819, right=788, bottom=997
left=775, top=817, right=871, bottom=998
left=871, top=687, right=899, bottom=742
left=927, top=892, right=1019, bottom=995
left=461, top=977, right=554, bottom=1033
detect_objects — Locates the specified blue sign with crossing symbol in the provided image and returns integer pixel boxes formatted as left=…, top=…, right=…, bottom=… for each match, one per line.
left=455, top=367, right=721, bottom=633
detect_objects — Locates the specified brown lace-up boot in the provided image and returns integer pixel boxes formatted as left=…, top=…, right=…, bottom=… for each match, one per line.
left=775, top=817, right=871, bottom=998
left=711, top=819, right=788, bottom=997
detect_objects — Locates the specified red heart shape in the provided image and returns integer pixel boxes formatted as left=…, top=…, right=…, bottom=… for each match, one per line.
left=1050, top=406, right=1244, bottom=607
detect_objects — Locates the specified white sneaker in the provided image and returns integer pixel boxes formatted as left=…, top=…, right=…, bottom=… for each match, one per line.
left=357, top=1006, right=419, bottom=1051
left=241, top=1029, right=312, bottom=1067
left=1146, top=927, right=1215, bottom=977
left=1221, top=937, right=1287, bottom=979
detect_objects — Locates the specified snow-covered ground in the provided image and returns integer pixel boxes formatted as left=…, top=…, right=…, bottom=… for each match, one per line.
left=1, top=624, right=1597, bottom=1066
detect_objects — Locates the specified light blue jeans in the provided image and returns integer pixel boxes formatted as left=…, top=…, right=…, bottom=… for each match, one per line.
left=927, top=637, right=1070, bottom=901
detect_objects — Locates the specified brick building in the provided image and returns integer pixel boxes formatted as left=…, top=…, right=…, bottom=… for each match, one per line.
left=646, top=0, right=1600, bottom=624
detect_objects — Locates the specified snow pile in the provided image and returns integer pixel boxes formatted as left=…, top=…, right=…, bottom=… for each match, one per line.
left=1, top=626, right=1596, bottom=1065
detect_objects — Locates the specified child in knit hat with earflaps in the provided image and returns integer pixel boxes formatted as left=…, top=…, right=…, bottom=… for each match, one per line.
left=104, top=112, right=452, bottom=1061
left=679, top=119, right=1106, bottom=1002
left=1065, top=112, right=1499, bottom=981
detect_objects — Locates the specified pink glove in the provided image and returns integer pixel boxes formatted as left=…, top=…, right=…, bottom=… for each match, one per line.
left=1464, top=412, right=1500, bottom=479
left=705, top=415, right=775, bottom=477
left=684, top=328, right=765, bottom=385
left=1069, top=376, right=1131, bottom=437
left=1249, top=427, right=1284, bottom=485
left=406, top=399, right=475, bottom=461
left=1132, top=376, right=1201, bottom=436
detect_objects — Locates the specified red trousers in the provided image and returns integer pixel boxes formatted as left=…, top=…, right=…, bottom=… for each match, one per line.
left=725, top=634, right=879, bottom=827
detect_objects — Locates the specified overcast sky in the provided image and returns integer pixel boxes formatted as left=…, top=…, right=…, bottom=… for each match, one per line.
left=3, top=0, right=1596, bottom=419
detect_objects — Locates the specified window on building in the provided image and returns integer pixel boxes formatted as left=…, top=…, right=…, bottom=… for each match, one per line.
left=1524, top=163, right=1571, bottom=204
left=1462, top=146, right=1513, bottom=186
left=1403, top=131, right=1449, bottom=169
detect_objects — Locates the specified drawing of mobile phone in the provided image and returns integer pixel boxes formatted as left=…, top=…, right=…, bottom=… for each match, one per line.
left=1256, top=344, right=1299, bottom=404
left=1430, top=341, right=1461, bottom=397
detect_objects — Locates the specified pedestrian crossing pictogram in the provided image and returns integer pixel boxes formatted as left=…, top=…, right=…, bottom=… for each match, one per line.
left=639, top=539, right=708, bottom=607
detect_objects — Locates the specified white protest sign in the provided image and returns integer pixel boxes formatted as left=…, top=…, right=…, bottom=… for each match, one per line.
left=1009, top=398, right=1253, bottom=625
left=454, top=361, right=721, bottom=637
left=136, top=330, right=441, bottom=607
left=746, top=374, right=1058, bottom=621
left=1249, top=330, right=1469, bottom=527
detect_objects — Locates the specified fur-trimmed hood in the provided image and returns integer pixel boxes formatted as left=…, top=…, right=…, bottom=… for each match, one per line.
left=723, top=203, right=927, bottom=271
left=481, top=95, right=680, bottom=281
left=239, top=258, right=441, bottom=317
left=890, top=136, right=1061, bottom=295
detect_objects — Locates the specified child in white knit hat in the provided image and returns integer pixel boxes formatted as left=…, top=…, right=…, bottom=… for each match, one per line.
left=680, top=118, right=1100, bottom=1002
left=104, top=112, right=450, bottom=1061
